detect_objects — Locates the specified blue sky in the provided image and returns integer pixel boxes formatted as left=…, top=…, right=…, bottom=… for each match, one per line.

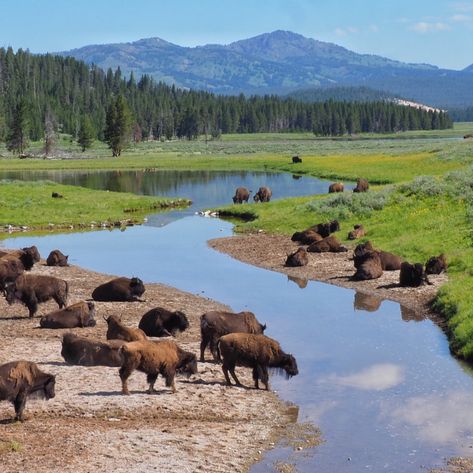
left=0, top=0, right=472, bottom=70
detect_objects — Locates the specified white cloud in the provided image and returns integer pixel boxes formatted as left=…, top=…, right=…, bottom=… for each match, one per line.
left=451, top=13, right=472, bottom=21
left=410, top=21, right=451, bottom=33
left=451, top=2, right=473, bottom=12
left=334, top=27, right=347, bottom=36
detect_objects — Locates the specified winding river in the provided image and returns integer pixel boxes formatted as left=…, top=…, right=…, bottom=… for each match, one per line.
left=2, top=169, right=473, bottom=473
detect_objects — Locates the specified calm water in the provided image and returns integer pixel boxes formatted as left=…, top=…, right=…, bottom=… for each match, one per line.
left=3, top=170, right=473, bottom=473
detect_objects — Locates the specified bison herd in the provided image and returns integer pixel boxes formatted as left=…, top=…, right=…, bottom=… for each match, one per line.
left=0, top=246, right=298, bottom=421
left=232, top=186, right=272, bottom=204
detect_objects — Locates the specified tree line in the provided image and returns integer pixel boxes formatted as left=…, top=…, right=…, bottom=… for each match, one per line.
left=0, top=47, right=453, bottom=155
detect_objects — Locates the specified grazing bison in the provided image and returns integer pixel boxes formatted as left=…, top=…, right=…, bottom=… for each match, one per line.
left=91, top=277, right=145, bottom=302
left=0, top=360, right=55, bottom=421
left=328, top=182, right=344, bottom=193
left=218, top=333, right=298, bottom=390
left=200, top=310, right=266, bottom=362
left=307, top=235, right=348, bottom=253
left=353, top=292, right=382, bottom=312
left=138, top=307, right=189, bottom=337
left=353, top=251, right=384, bottom=280
left=348, top=224, right=366, bottom=240
left=0, top=258, right=24, bottom=290
left=119, top=340, right=197, bottom=395
left=285, top=248, right=309, bottom=267
left=105, top=314, right=147, bottom=342
left=253, top=186, right=272, bottom=203
left=51, top=192, right=63, bottom=198
left=399, top=262, right=430, bottom=287
left=232, top=187, right=251, bottom=204
left=61, top=333, right=125, bottom=367
left=425, top=254, right=447, bottom=275
left=46, top=249, right=69, bottom=267
left=353, top=178, right=369, bottom=193
left=5, top=274, right=68, bottom=318
left=292, top=155, right=302, bottom=163
left=40, top=301, right=96, bottom=329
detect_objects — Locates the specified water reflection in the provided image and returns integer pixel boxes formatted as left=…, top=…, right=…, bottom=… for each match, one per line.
left=287, top=275, right=308, bottom=289
left=353, top=292, right=383, bottom=312
left=400, top=304, right=425, bottom=323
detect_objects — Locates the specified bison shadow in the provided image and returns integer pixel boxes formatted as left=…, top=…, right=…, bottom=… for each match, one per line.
left=36, top=361, right=68, bottom=367
left=0, top=418, right=20, bottom=425
left=376, top=283, right=400, bottom=289
left=179, top=378, right=228, bottom=387
left=79, top=389, right=174, bottom=397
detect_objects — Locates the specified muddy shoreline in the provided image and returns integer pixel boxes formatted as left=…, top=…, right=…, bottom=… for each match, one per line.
left=0, top=257, right=316, bottom=472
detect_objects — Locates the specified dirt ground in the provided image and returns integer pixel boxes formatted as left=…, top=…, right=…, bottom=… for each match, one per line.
left=0, top=257, right=316, bottom=473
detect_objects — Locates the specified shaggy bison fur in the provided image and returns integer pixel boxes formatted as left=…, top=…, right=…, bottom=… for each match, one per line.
left=61, top=333, right=125, bottom=367
left=138, top=307, right=189, bottom=337
left=425, top=254, right=447, bottom=275
left=0, top=246, right=40, bottom=271
left=232, top=187, right=251, bottom=204
left=105, top=314, right=147, bottom=342
left=218, top=333, right=298, bottom=390
left=353, top=178, right=369, bottom=193
left=0, top=360, right=55, bottom=421
left=0, top=258, right=24, bottom=290
left=285, top=248, right=309, bottom=267
left=290, top=229, right=323, bottom=245
left=200, top=310, right=266, bottom=362
left=46, top=249, right=69, bottom=267
left=92, top=277, right=145, bottom=302
left=353, top=251, right=384, bottom=280
left=399, top=262, right=431, bottom=287
left=119, top=340, right=197, bottom=394
left=40, top=301, right=96, bottom=329
left=5, top=274, right=68, bottom=318
left=253, top=186, right=272, bottom=203
left=328, top=182, right=344, bottom=193
left=354, top=241, right=402, bottom=270
left=307, top=235, right=348, bottom=253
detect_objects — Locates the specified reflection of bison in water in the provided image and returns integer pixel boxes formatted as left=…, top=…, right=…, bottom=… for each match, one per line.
left=253, top=186, right=272, bottom=203
left=46, top=249, right=69, bottom=267
left=348, top=224, right=366, bottom=240
left=218, top=333, right=298, bottom=390
left=61, top=333, right=126, bottom=367
left=399, top=262, right=431, bottom=287
left=5, top=274, right=68, bottom=318
left=328, top=182, right=344, bottom=193
left=40, top=301, right=96, bottom=329
left=292, top=155, right=302, bottom=163
left=200, top=310, right=266, bottom=362
left=92, top=277, right=145, bottom=302
left=285, top=248, right=309, bottom=267
left=138, top=307, right=189, bottom=337
left=425, top=254, right=447, bottom=275
left=353, top=292, right=382, bottom=312
left=105, top=314, right=147, bottom=342
left=287, top=275, right=308, bottom=289
left=307, top=235, right=348, bottom=253
left=353, top=178, right=369, bottom=193
left=0, top=360, right=55, bottom=421
left=119, top=340, right=198, bottom=395
left=232, top=187, right=251, bottom=204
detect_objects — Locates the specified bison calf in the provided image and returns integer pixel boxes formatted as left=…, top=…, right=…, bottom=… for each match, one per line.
left=218, top=333, right=298, bottom=390
left=138, top=307, right=189, bottom=337
left=46, top=249, right=69, bottom=267
left=119, top=340, right=197, bottom=394
left=348, top=224, right=366, bottom=240
left=105, top=314, right=147, bottom=342
left=425, top=254, right=447, bottom=275
left=285, top=248, right=309, bottom=267
left=92, top=277, right=145, bottom=302
left=0, top=360, right=55, bottom=421
left=40, top=301, right=96, bottom=329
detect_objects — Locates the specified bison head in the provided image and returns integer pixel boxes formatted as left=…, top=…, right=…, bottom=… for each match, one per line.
left=130, top=277, right=145, bottom=297
left=329, top=220, right=340, bottom=233
left=43, top=375, right=56, bottom=400
left=232, top=195, right=238, bottom=204
left=177, top=351, right=198, bottom=378
left=23, top=246, right=41, bottom=263
left=4, top=282, right=20, bottom=305
left=174, top=311, right=190, bottom=333
left=253, top=193, right=260, bottom=202
left=87, top=301, right=96, bottom=318
left=280, top=354, right=299, bottom=379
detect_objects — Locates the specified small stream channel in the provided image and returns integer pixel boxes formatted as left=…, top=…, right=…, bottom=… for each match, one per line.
left=2, top=170, right=473, bottom=472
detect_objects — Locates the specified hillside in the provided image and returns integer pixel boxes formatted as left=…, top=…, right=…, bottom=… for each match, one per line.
left=59, top=30, right=473, bottom=108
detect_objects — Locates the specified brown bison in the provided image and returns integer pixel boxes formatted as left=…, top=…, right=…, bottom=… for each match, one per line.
left=290, top=229, right=323, bottom=245
left=0, top=258, right=24, bottom=290
left=40, top=301, right=96, bottom=329
left=353, top=250, right=383, bottom=280
left=200, top=310, right=266, bottom=362
left=46, top=249, right=69, bottom=267
left=328, top=182, right=344, bottom=193
left=61, top=333, right=125, bottom=367
left=353, top=178, right=369, bottom=193
left=307, top=235, right=348, bottom=253
left=291, top=220, right=340, bottom=242
left=5, top=274, right=68, bottom=318
left=0, top=246, right=40, bottom=271
left=0, top=360, right=55, bottom=421
left=399, top=262, right=430, bottom=287
left=138, top=307, right=189, bottom=337
left=51, top=192, right=63, bottom=198
left=425, top=254, right=447, bottom=275
left=285, top=248, right=309, bottom=267
left=354, top=241, right=402, bottom=271
left=348, top=224, right=366, bottom=240
left=232, top=187, right=251, bottom=204
left=119, top=340, right=198, bottom=395
left=353, top=292, right=382, bottom=312
left=292, top=155, right=302, bottom=163
left=105, top=314, right=147, bottom=342
left=218, top=333, right=298, bottom=390
left=92, top=277, right=145, bottom=302
left=253, top=186, right=272, bottom=203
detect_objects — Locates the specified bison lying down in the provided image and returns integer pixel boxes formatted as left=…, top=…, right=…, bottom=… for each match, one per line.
left=285, top=247, right=309, bottom=267
left=119, top=340, right=197, bottom=394
left=307, top=235, right=348, bottom=253
left=425, top=254, right=447, bottom=275
left=105, top=314, right=147, bottom=342
left=0, top=360, right=55, bottom=421
left=92, top=277, right=145, bottom=302
left=0, top=246, right=39, bottom=272
left=399, top=262, right=431, bottom=287
left=46, top=249, right=69, bottom=267
left=138, top=307, right=189, bottom=337
left=218, top=333, right=298, bottom=390
left=5, top=274, right=68, bottom=318
left=61, top=333, right=125, bottom=367
left=200, top=310, right=266, bottom=362
left=40, top=301, right=96, bottom=329
left=291, top=220, right=340, bottom=242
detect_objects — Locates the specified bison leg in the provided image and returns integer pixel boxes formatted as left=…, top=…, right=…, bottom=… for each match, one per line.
left=164, top=370, right=176, bottom=393
left=252, top=367, right=260, bottom=389
left=260, top=366, right=270, bottom=391
left=27, top=300, right=38, bottom=318
left=53, top=294, right=66, bottom=309
left=199, top=337, right=208, bottom=363
left=222, top=364, right=232, bottom=386
left=13, top=393, right=27, bottom=421
left=119, top=366, right=133, bottom=395
left=229, top=367, right=242, bottom=387
left=146, top=373, right=158, bottom=393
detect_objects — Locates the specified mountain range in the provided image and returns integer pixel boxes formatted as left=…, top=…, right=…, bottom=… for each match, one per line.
left=59, top=30, right=473, bottom=109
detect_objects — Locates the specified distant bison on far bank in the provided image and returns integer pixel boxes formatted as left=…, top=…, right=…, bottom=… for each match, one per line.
left=328, top=182, right=344, bottom=193
left=232, top=187, right=251, bottom=204
left=46, top=249, right=69, bottom=267
left=138, top=307, right=189, bottom=337
left=92, top=277, right=145, bottom=302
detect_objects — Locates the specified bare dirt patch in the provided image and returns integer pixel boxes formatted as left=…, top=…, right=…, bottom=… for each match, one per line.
left=0, top=258, right=311, bottom=472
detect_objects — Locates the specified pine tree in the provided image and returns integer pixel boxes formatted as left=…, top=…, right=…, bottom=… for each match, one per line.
left=78, top=116, right=94, bottom=151
left=104, top=95, right=132, bottom=156
left=6, top=99, right=29, bottom=155
left=44, top=108, right=57, bottom=156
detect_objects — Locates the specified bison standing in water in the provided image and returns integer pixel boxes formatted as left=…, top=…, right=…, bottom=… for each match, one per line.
left=46, top=250, right=69, bottom=267
left=40, top=301, right=96, bottom=329
left=328, top=182, right=344, bottom=193
left=232, top=187, right=251, bottom=204
left=92, top=277, right=145, bottom=302
left=218, top=333, right=298, bottom=390
left=253, top=186, right=272, bottom=203
left=138, top=307, right=189, bottom=337
left=0, top=360, right=55, bottom=421
left=119, top=340, right=197, bottom=395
